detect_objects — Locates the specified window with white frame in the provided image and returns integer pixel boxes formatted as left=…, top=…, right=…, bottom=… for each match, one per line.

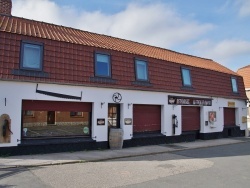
left=95, top=53, right=111, bottom=77
left=20, top=41, right=43, bottom=71
left=135, top=59, right=148, bottom=81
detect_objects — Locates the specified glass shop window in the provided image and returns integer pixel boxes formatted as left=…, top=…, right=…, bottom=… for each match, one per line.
left=22, top=110, right=91, bottom=138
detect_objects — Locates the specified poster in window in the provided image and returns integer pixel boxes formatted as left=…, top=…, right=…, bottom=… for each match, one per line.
left=208, top=111, right=216, bottom=123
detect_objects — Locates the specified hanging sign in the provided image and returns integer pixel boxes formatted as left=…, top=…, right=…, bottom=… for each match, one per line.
left=168, top=95, right=212, bottom=106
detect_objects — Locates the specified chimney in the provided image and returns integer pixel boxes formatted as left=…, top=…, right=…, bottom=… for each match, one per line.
left=0, top=0, right=12, bottom=16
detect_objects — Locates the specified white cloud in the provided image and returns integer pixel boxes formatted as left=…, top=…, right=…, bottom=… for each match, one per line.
left=238, top=0, right=250, bottom=17
left=12, top=0, right=213, bottom=49
left=191, top=39, right=250, bottom=66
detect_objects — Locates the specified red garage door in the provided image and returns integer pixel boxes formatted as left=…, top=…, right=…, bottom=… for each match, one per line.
left=133, top=104, right=161, bottom=133
left=182, top=106, right=200, bottom=132
left=224, top=108, right=236, bottom=126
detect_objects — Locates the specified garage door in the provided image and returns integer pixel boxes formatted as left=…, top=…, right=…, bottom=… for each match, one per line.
left=224, top=108, right=236, bottom=126
left=133, top=104, right=161, bottom=133
left=182, top=106, right=200, bottom=132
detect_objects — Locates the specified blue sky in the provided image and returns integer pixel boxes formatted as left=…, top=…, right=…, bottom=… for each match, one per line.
left=12, top=0, right=250, bottom=72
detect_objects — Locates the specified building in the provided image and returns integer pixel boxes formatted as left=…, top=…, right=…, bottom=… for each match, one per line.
left=0, top=0, right=248, bottom=155
left=237, top=65, right=250, bottom=129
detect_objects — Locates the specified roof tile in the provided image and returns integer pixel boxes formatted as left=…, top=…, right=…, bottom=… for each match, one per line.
left=0, top=15, right=238, bottom=75
left=237, top=65, right=250, bottom=88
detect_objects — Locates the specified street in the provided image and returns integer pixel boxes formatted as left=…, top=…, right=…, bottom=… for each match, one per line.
left=1, top=141, right=250, bottom=188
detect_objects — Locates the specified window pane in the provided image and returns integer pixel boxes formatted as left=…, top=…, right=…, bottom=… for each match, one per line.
left=23, top=44, right=41, bottom=69
left=182, top=68, right=191, bottom=86
left=231, top=78, right=238, bottom=92
left=22, top=110, right=91, bottom=137
left=136, top=60, right=148, bottom=80
left=96, top=54, right=110, bottom=77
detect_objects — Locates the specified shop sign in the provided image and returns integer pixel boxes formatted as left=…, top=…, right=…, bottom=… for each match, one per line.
left=228, top=101, right=235, bottom=107
left=168, top=96, right=212, bottom=106
left=242, top=116, right=247, bottom=123
left=97, top=118, right=105, bottom=125
left=124, top=118, right=132, bottom=125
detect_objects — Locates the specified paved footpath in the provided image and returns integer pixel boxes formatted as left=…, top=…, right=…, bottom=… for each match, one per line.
left=0, top=137, right=250, bottom=169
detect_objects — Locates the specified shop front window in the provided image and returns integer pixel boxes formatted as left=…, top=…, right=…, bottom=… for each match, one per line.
left=22, top=110, right=91, bottom=138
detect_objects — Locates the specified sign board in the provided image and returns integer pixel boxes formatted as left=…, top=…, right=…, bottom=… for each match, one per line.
left=124, top=118, right=132, bottom=125
left=97, top=118, right=105, bottom=126
left=242, top=116, right=247, bottom=123
left=228, top=102, right=235, bottom=107
left=168, top=96, right=212, bottom=106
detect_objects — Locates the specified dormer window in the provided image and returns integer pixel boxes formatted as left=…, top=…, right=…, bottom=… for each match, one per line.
left=95, top=53, right=111, bottom=77
left=181, top=67, right=192, bottom=87
left=20, top=41, right=44, bottom=71
left=135, top=59, right=149, bottom=81
left=231, top=77, right=238, bottom=93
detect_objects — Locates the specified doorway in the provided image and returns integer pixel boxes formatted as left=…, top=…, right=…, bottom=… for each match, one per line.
left=47, top=111, right=55, bottom=125
left=108, top=104, right=120, bottom=128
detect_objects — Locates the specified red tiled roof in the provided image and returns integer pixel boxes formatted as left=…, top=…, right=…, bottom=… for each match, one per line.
left=237, top=65, right=250, bottom=88
left=0, top=15, right=237, bottom=75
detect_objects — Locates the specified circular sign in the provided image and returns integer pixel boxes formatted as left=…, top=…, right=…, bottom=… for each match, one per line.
left=83, top=127, right=89, bottom=134
left=112, top=92, right=122, bottom=103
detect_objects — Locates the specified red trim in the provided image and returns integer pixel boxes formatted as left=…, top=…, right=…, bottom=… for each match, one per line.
left=22, top=100, right=92, bottom=112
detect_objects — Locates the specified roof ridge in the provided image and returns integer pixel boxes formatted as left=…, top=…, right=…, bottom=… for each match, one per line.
left=237, top=64, right=250, bottom=71
left=0, top=14, right=213, bottom=62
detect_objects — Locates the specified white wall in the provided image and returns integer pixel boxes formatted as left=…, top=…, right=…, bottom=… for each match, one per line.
left=0, top=81, right=247, bottom=147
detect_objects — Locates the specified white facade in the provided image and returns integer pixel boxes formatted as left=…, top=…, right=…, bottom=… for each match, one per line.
left=0, top=81, right=247, bottom=147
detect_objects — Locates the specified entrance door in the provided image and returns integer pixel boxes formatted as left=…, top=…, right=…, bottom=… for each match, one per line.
left=224, top=108, right=236, bottom=126
left=47, top=111, right=55, bottom=124
left=108, top=104, right=120, bottom=128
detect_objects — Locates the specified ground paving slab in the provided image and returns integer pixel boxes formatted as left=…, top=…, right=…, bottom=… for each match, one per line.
left=0, top=137, right=249, bottom=169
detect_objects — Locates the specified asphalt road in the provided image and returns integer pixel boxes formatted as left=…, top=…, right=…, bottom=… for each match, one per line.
left=1, top=141, right=250, bottom=188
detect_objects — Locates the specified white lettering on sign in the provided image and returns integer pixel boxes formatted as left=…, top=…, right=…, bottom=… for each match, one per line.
left=177, top=99, right=190, bottom=105
left=193, top=100, right=212, bottom=106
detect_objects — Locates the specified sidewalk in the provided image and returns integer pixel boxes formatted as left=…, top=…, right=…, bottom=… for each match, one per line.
left=1, top=137, right=250, bottom=169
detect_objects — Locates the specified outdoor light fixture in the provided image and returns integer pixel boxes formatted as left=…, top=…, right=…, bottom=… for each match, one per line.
left=101, top=102, right=105, bottom=108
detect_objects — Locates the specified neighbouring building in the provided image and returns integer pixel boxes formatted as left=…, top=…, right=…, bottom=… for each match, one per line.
left=0, top=0, right=248, bottom=155
left=237, top=65, right=250, bottom=128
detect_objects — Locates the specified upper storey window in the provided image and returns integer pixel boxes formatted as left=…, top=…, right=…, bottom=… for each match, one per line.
left=135, top=59, right=149, bottom=81
left=20, top=41, right=44, bottom=71
left=181, top=68, right=192, bottom=87
left=95, top=53, right=111, bottom=77
left=231, top=77, right=238, bottom=93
